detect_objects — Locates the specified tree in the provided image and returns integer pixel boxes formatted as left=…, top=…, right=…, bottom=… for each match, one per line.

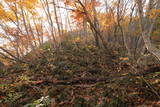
left=136, top=0, right=160, bottom=61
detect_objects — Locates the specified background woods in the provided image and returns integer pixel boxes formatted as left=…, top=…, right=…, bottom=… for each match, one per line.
left=0, top=0, right=160, bottom=63
left=0, top=0, right=160, bottom=64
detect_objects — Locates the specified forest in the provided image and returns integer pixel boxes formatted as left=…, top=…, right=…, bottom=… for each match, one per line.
left=0, top=0, right=160, bottom=106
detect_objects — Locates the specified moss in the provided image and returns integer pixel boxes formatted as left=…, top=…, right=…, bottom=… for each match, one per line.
left=73, top=97, right=87, bottom=107
left=108, top=96, right=128, bottom=107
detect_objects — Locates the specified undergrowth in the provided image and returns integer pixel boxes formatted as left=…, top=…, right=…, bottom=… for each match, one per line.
left=0, top=40, right=160, bottom=107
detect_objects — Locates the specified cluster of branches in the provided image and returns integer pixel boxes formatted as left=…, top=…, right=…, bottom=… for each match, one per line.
left=0, top=0, right=65, bottom=63
left=64, top=0, right=160, bottom=61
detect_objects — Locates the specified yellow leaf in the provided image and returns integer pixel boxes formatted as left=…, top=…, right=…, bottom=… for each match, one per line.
left=74, top=37, right=81, bottom=42
left=119, top=57, right=129, bottom=61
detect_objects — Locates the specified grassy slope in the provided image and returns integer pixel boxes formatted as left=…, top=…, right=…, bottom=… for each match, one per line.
left=0, top=41, right=160, bottom=107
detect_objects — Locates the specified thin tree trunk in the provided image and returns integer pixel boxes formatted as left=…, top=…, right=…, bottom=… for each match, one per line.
left=117, top=0, right=131, bottom=55
left=45, top=0, right=57, bottom=48
left=52, top=0, right=61, bottom=37
left=77, top=0, right=108, bottom=49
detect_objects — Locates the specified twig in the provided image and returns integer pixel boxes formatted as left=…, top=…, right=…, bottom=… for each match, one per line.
left=131, top=65, right=160, bottom=99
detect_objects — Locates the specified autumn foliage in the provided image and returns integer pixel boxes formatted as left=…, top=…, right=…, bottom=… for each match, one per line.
left=0, top=0, right=160, bottom=106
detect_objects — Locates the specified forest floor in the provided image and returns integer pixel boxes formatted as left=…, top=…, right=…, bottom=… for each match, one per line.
left=0, top=42, right=160, bottom=107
